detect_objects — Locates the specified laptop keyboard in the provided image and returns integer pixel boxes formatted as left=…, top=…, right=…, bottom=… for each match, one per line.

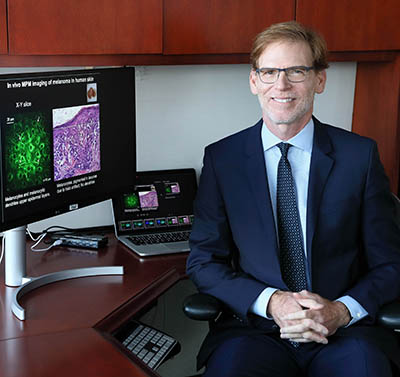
left=127, top=231, right=190, bottom=245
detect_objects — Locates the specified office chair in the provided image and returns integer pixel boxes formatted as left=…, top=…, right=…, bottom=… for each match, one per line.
left=183, top=193, right=400, bottom=374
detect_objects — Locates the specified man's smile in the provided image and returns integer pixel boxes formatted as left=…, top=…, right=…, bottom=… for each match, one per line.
left=271, top=97, right=295, bottom=103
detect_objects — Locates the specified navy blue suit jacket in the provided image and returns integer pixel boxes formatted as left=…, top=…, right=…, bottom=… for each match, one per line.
left=187, top=117, right=400, bottom=368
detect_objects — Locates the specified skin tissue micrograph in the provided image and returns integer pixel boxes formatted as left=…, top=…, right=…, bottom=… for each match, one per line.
left=138, top=186, right=159, bottom=209
left=53, top=104, right=101, bottom=181
left=5, top=112, right=52, bottom=192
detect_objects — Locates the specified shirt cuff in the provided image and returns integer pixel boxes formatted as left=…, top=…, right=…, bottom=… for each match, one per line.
left=249, top=287, right=278, bottom=319
left=336, top=295, right=368, bottom=327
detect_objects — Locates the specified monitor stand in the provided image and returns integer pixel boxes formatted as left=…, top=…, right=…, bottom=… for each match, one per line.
left=4, top=226, right=124, bottom=321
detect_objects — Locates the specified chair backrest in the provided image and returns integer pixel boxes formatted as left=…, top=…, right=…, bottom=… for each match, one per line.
left=392, top=193, right=400, bottom=227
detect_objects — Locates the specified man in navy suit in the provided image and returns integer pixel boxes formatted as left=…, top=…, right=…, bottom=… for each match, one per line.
left=187, top=21, right=400, bottom=377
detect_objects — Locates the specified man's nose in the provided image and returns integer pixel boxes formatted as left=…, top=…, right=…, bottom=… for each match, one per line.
left=274, top=71, right=292, bottom=89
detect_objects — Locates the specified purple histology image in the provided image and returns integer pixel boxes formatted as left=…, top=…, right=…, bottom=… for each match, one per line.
left=171, top=183, right=180, bottom=193
left=139, top=189, right=159, bottom=210
left=53, top=104, right=100, bottom=181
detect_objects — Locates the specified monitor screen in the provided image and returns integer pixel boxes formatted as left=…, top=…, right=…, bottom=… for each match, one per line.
left=0, top=67, right=136, bottom=232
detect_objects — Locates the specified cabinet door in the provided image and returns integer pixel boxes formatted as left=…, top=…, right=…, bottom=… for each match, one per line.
left=297, top=0, right=400, bottom=51
left=8, top=0, right=162, bottom=55
left=0, top=0, right=7, bottom=54
left=164, top=0, right=295, bottom=54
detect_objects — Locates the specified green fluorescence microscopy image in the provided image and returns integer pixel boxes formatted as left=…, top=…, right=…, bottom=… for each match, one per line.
left=124, top=192, right=139, bottom=209
left=5, top=112, right=52, bottom=192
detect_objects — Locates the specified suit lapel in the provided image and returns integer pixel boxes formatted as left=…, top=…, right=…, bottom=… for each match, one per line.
left=306, top=119, right=334, bottom=283
left=244, top=120, right=279, bottom=258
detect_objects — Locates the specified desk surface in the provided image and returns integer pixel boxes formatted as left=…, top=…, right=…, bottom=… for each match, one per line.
left=0, top=233, right=188, bottom=377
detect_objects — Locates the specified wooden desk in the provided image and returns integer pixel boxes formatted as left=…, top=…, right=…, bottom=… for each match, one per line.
left=0, top=233, right=188, bottom=377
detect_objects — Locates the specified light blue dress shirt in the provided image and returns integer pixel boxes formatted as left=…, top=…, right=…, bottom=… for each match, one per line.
left=250, top=119, right=367, bottom=326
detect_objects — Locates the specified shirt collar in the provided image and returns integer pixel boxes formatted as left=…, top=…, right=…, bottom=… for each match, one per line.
left=261, top=118, right=314, bottom=154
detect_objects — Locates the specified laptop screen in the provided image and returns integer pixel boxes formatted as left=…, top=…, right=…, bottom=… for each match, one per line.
left=112, top=168, right=197, bottom=235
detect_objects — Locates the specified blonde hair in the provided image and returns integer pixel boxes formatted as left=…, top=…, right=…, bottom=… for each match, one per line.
left=250, top=21, right=329, bottom=71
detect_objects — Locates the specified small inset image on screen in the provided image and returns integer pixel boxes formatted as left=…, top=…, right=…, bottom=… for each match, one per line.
left=138, top=185, right=159, bottom=210
left=124, top=192, right=140, bottom=209
left=165, top=182, right=180, bottom=195
left=87, top=83, right=97, bottom=102
left=53, top=104, right=101, bottom=181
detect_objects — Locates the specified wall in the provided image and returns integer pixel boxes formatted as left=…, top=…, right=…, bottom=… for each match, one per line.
left=0, top=63, right=356, bottom=231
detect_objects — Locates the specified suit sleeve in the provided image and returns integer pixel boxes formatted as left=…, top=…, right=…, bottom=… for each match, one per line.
left=344, top=141, right=400, bottom=322
left=186, top=146, right=268, bottom=319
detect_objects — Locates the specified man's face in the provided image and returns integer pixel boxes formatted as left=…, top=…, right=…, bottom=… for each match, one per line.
left=249, top=41, right=326, bottom=138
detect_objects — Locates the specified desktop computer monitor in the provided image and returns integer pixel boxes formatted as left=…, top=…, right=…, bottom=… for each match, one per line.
left=0, top=67, right=136, bottom=318
left=0, top=66, right=136, bottom=231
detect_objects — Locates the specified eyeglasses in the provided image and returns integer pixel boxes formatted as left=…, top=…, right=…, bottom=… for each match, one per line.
left=255, top=66, right=315, bottom=84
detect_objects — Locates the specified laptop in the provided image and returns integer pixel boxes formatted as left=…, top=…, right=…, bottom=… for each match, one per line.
left=112, top=168, right=197, bottom=257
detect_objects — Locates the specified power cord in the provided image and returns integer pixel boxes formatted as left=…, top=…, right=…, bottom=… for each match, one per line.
left=0, top=225, right=77, bottom=262
left=27, top=227, right=64, bottom=252
left=1, top=225, right=108, bottom=254
left=31, top=238, right=63, bottom=252
left=0, top=235, right=5, bottom=265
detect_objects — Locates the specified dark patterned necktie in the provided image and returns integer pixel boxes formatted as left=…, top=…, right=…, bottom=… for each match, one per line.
left=276, top=143, right=307, bottom=292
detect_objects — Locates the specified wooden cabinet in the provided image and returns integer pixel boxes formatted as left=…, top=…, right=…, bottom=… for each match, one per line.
left=296, top=0, right=400, bottom=51
left=0, top=0, right=7, bottom=54
left=164, top=0, right=295, bottom=54
left=3, top=0, right=400, bottom=58
left=7, top=0, right=163, bottom=55
left=352, top=57, right=400, bottom=193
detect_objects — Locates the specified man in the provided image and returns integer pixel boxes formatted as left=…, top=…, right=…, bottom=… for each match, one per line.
left=187, top=21, right=400, bottom=377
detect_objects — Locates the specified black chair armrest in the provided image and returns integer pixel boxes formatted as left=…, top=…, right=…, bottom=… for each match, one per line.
left=183, top=293, right=222, bottom=321
left=377, top=301, right=400, bottom=330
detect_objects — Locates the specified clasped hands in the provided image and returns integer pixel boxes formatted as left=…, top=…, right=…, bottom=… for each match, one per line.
left=267, top=290, right=351, bottom=344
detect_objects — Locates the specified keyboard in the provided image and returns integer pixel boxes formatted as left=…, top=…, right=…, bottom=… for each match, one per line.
left=127, top=231, right=190, bottom=245
left=114, top=320, right=180, bottom=370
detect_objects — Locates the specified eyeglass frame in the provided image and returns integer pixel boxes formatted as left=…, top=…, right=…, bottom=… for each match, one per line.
left=255, top=65, right=315, bottom=84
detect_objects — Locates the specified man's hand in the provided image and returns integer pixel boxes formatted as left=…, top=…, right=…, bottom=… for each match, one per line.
left=279, top=290, right=351, bottom=344
left=267, top=290, right=328, bottom=344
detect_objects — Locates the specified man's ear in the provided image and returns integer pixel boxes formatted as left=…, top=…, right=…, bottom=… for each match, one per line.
left=249, top=70, right=259, bottom=95
left=315, top=69, right=327, bottom=94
